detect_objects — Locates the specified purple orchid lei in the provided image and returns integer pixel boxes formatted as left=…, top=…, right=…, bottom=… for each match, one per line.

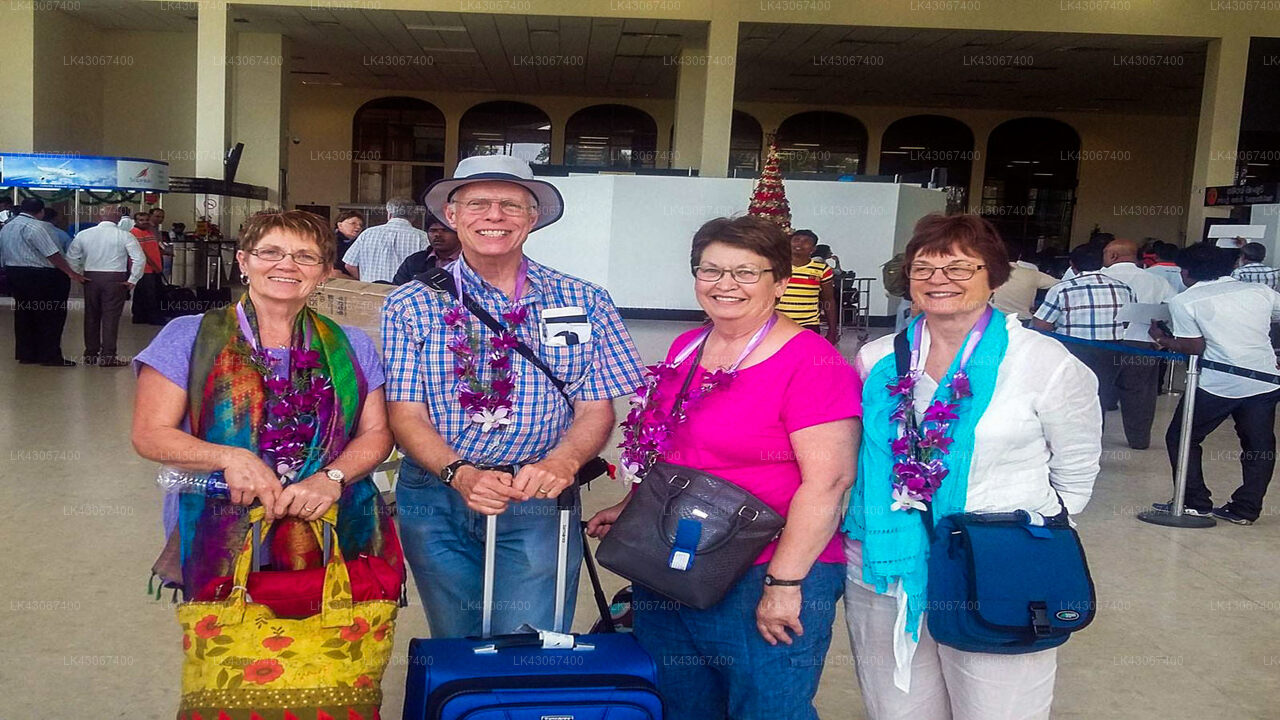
left=244, top=346, right=334, bottom=484
left=887, top=369, right=972, bottom=512
left=617, top=361, right=735, bottom=483
left=445, top=302, right=529, bottom=431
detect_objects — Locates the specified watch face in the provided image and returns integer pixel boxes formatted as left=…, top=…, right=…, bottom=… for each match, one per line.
left=326, top=468, right=344, bottom=480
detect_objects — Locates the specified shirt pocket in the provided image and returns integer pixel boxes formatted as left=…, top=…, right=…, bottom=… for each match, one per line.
left=539, top=343, right=592, bottom=395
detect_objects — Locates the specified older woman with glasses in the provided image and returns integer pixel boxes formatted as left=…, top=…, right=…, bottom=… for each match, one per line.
left=131, top=209, right=403, bottom=717
left=587, top=215, right=862, bottom=720
left=843, top=213, right=1100, bottom=720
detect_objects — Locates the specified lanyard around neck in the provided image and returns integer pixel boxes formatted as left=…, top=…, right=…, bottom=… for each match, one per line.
left=910, top=306, right=994, bottom=378
left=672, top=312, right=779, bottom=372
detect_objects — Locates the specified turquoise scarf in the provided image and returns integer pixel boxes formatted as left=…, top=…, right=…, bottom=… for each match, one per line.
left=843, top=310, right=1010, bottom=638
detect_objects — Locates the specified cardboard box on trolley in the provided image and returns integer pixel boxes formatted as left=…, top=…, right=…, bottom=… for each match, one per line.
left=307, top=279, right=396, bottom=349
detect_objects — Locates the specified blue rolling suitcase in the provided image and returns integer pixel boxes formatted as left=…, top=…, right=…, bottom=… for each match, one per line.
left=402, top=486, right=664, bottom=720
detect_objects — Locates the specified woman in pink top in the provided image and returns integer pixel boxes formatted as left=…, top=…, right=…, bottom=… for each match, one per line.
left=587, top=215, right=862, bottom=720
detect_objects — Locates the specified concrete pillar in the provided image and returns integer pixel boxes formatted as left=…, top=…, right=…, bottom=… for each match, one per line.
left=549, top=109, right=566, bottom=165
left=1186, top=34, right=1251, bottom=243
left=196, top=1, right=231, bottom=179
left=864, top=122, right=882, bottom=177
left=0, top=4, right=35, bottom=152
left=444, top=110, right=461, bottom=176
left=672, top=43, right=708, bottom=172
left=698, top=16, right=738, bottom=178
left=968, top=124, right=992, bottom=214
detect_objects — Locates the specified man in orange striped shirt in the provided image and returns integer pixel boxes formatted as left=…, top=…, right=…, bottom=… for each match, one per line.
left=777, top=229, right=839, bottom=344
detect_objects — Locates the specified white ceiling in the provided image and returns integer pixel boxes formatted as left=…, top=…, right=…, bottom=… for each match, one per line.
left=60, top=2, right=1209, bottom=114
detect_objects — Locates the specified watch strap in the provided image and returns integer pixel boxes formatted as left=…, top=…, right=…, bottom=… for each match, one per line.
left=440, top=459, right=472, bottom=485
left=764, top=574, right=803, bottom=587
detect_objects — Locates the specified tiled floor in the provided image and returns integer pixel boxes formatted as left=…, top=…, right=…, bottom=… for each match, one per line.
left=2, top=304, right=1278, bottom=719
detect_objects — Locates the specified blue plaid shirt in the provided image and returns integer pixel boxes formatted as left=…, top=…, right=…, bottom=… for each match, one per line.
left=1034, top=271, right=1137, bottom=341
left=1232, top=263, right=1280, bottom=292
left=382, top=257, right=644, bottom=465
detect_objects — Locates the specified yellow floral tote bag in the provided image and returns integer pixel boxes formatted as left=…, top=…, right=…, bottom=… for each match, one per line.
left=176, top=507, right=398, bottom=720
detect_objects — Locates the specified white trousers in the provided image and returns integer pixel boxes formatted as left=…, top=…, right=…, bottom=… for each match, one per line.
left=844, top=577, right=1058, bottom=720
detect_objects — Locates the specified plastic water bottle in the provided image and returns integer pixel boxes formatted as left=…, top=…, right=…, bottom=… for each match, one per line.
left=155, top=465, right=229, bottom=497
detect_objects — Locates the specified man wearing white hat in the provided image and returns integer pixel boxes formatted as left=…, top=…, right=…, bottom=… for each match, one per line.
left=382, top=155, right=645, bottom=637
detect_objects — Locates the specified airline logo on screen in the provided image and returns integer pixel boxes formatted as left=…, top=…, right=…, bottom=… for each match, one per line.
left=116, top=160, right=169, bottom=191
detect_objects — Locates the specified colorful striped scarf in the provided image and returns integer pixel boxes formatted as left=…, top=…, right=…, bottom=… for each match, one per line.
left=175, top=296, right=398, bottom=597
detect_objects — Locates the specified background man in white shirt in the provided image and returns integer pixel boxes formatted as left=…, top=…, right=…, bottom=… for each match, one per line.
left=1102, top=238, right=1176, bottom=449
left=1149, top=243, right=1280, bottom=525
left=1146, top=241, right=1187, bottom=293
left=67, top=206, right=145, bottom=367
left=991, top=241, right=1058, bottom=322
left=341, top=197, right=428, bottom=283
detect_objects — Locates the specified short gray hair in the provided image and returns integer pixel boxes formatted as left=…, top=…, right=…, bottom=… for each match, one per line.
left=385, top=197, right=416, bottom=219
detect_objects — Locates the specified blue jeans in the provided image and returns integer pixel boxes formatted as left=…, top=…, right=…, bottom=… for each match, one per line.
left=395, top=459, right=581, bottom=638
left=632, top=562, right=844, bottom=720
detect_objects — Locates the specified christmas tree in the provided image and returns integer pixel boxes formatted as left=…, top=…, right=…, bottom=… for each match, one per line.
left=747, top=134, right=793, bottom=235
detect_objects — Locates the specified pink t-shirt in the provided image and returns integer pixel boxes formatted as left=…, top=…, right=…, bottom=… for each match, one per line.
left=658, top=327, right=863, bottom=565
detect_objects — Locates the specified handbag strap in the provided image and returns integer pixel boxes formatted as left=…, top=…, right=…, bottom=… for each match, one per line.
left=670, top=340, right=707, bottom=421
left=219, top=506, right=355, bottom=629
left=415, top=266, right=573, bottom=407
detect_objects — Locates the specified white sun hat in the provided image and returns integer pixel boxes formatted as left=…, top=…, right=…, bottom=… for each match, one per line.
left=422, top=155, right=564, bottom=230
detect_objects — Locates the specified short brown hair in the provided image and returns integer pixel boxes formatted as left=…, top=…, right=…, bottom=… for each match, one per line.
left=239, top=209, right=337, bottom=267
left=335, top=209, right=364, bottom=225
left=691, top=216, right=792, bottom=281
left=904, top=213, right=1011, bottom=289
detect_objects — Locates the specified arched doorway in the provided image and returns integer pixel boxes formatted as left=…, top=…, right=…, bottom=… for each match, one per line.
left=981, top=118, right=1081, bottom=254
left=729, top=110, right=764, bottom=177
left=459, top=101, right=551, bottom=166
left=880, top=114, right=975, bottom=213
left=351, top=96, right=446, bottom=205
left=775, top=111, right=868, bottom=176
left=564, top=104, right=658, bottom=169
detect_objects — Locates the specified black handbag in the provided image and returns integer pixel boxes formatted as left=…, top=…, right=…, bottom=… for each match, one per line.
left=595, top=342, right=785, bottom=610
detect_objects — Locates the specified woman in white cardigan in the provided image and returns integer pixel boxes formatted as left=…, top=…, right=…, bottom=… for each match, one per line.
left=843, top=213, right=1101, bottom=720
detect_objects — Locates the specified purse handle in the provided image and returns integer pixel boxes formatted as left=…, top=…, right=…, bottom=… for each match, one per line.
left=655, top=472, right=756, bottom=555
left=217, top=506, right=355, bottom=630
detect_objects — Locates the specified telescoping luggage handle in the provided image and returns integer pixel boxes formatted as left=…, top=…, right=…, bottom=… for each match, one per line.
left=475, top=477, right=606, bottom=654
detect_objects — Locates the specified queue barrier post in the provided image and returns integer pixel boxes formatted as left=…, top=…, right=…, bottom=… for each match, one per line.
left=1137, top=354, right=1216, bottom=528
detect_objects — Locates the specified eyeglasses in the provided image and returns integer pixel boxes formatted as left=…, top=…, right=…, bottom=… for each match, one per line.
left=250, top=247, right=325, bottom=266
left=692, top=265, right=774, bottom=284
left=453, top=198, right=537, bottom=216
left=907, top=263, right=986, bottom=281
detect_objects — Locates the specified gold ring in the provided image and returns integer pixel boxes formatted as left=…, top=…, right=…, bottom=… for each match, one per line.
left=536, top=489, right=548, bottom=495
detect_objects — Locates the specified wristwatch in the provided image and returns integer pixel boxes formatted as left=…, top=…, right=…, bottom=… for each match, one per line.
left=763, top=574, right=803, bottom=587
left=440, top=459, right=473, bottom=486
left=321, top=467, right=346, bottom=489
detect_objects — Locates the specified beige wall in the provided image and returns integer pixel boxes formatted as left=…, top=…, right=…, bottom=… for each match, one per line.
left=285, top=85, right=1199, bottom=249
left=33, top=10, right=103, bottom=155
left=736, top=102, right=1197, bottom=247
left=99, top=32, right=197, bottom=174
left=285, top=86, right=676, bottom=211
left=0, top=5, right=35, bottom=152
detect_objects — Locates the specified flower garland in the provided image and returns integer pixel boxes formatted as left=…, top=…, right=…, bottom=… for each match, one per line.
left=618, top=314, right=778, bottom=482
left=886, top=371, right=968, bottom=512
left=444, top=302, right=529, bottom=432
left=886, top=308, right=991, bottom=512
left=242, top=346, right=334, bottom=483
left=617, top=360, right=734, bottom=482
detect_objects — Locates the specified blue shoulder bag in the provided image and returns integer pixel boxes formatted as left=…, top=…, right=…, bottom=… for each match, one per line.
left=893, top=330, right=1097, bottom=654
